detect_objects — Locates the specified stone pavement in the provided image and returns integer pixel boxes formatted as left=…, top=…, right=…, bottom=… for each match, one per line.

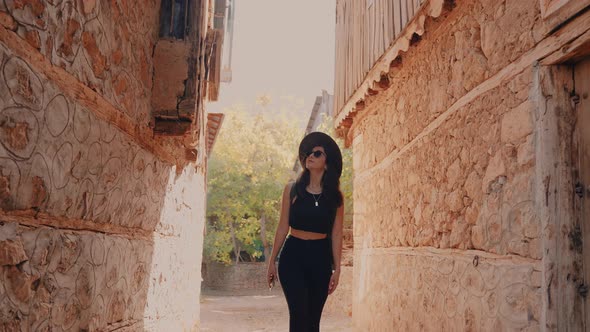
left=200, top=289, right=352, bottom=332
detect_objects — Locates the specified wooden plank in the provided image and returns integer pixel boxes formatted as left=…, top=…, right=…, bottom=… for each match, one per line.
left=377, top=0, right=383, bottom=59
left=360, top=0, right=364, bottom=81
left=340, top=0, right=346, bottom=108
left=574, top=57, right=590, bottom=332
left=383, top=0, right=389, bottom=52
left=154, top=118, right=192, bottom=135
left=352, top=0, right=356, bottom=93
left=352, top=0, right=355, bottom=82
left=334, top=1, right=346, bottom=114
left=390, top=0, right=395, bottom=43
left=360, top=0, right=365, bottom=77
left=359, top=0, right=371, bottom=74
left=542, top=0, right=590, bottom=33
left=375, top=1, right=385, bottom=55
left=370, top=0, right=375, bottom=71
left=386, top=0, right=393, bottom=47
left=394, top=0, right=402, bottom=37
left=343, top=0, right=348, bottom=112
left=401, top=0, right=408, bottom=29
left=0, top=210, right=153, bottom=241
left=347, top=0, right=351, bottom=99
left=542, top=28, right=590, bottom=64
left=375, top=0, right=380, bottom=65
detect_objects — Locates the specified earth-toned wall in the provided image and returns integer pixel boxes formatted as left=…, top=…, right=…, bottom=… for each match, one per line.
left=0, top=1, right=207, bottom=330
left=348, top=0, right=584, bottom=330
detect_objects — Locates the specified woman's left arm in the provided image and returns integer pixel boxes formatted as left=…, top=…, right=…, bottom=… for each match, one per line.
left=328, top=203, right=344, bottom=295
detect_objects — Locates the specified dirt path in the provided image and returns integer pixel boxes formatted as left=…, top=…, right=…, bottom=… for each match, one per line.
left=200, top=289, right=352, bottom=332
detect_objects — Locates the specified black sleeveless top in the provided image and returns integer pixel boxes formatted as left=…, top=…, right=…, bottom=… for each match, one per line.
left=289, top=188, right=337, bottom=234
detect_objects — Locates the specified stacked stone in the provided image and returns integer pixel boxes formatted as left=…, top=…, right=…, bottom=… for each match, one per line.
left=348, top=0, right=547, bottom=330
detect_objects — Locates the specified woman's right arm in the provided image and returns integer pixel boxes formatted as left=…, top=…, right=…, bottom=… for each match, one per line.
left=267, top=183, right=292, bottom=284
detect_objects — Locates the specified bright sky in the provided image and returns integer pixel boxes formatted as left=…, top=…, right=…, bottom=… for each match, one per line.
left=209, top=0, right=336, bottom=120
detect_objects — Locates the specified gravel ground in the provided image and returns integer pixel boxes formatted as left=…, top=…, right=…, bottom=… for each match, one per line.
left=200, top=289, right=352, bottom=332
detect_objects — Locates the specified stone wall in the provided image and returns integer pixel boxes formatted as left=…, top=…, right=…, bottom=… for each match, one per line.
left=0, top=1, right=207, bottom=330
left=0, top=0, right=159, bottom=126
left=347, top=0, right=587, bottom=330
left=202, top=262, right=274, bottom=291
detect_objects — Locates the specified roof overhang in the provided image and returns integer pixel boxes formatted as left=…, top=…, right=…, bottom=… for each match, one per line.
left=207, top=112, right=225, bottom=154
left=335, top=0, right=445, bottom=146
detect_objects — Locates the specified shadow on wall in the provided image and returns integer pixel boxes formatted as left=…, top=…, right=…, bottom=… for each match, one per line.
left=202, top=262, right=275, bottom=293
left=0, top=223, right=156, bottom=331
left=0, top=45, right=205, bottom=330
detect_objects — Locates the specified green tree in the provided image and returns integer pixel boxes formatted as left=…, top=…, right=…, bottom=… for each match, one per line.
left=205, top=107, right=301, bottom=264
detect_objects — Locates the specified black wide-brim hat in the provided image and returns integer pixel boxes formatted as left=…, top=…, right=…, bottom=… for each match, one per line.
left=299, top=131, right=343, bottom=178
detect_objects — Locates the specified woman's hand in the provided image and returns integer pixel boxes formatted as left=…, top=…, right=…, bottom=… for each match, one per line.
left=267, top=261, right=278, bottom=289
left=328, top=269, right=340, bottom=295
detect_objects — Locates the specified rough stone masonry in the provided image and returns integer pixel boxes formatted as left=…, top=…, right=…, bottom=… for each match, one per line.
left=0, top=1, right=212, bottom=330
left=336, top=0, right=590, bottom=330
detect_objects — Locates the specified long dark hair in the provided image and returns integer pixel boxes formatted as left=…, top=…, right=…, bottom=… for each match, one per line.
left=294, top=153, right=343, bottom=209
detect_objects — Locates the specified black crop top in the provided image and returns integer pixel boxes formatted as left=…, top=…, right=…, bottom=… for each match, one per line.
left=289, top=188, right=337, bottom=234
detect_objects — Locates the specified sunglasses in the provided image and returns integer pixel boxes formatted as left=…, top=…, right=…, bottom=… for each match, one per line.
left=306, top=150, right=326, bottom=158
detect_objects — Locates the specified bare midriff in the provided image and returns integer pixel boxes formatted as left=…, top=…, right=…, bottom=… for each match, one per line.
left=290, top=227, right=328, bottom=240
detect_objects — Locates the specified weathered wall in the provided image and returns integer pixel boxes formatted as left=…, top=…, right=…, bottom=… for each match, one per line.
left=0, top=0, right=158, bottom=125
left=0, top=1, right=207, bottom=330
left=324, top=228, right=353, bottom=316
left=348, top=0, right=586, bottom=330
left=144, top=167, right=206, bottom=331
left=202, top=262, right=273, bottom=291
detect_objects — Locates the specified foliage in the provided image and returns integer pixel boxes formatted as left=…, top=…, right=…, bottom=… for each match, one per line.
left=205, top=102, right=355, bottom=265
left=205, top=106, right=301, bottom=264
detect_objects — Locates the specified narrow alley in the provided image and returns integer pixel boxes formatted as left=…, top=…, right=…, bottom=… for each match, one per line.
left=200, top=290, right=351, bottom=332
left=1, top=0, right=590, bottom=331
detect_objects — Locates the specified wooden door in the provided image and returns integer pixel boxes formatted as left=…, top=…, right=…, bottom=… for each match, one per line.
left=574, top=57, right=590, bottom=329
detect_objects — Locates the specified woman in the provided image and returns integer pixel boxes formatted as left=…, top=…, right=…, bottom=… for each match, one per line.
left=267, top=131, right=344, bottom=332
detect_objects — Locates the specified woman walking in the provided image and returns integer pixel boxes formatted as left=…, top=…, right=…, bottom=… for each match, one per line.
left=267, top=132, right=344, bottom=332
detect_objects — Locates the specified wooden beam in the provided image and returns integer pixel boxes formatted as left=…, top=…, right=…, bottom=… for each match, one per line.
left=0, top=24, right=181, bottom=165
left=0, top=210, right=152, bottom=241
left=154, top=118, right=192, bottom=136
left=542, top=27, right=590, bottom=64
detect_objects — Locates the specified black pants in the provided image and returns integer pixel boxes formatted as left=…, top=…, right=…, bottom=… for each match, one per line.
left=278, top=236, right=333, bottom=332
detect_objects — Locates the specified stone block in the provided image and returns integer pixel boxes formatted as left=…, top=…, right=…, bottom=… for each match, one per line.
left=471, top=225, right=486, bottom=249
left=464, top=170, right=483, bottom=204
left=482, top=153, right=506, bottom=194
left=0, top=11, right=17, bottom=31
left=501, top=101, right=533, bottom=144
left=0, top=239, right=27, bottom=265
left=449, top=219, right=470, bottom=248
left=445, top=189, right=465, bottom=212
left=446, top=158, right=462, bottom=188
